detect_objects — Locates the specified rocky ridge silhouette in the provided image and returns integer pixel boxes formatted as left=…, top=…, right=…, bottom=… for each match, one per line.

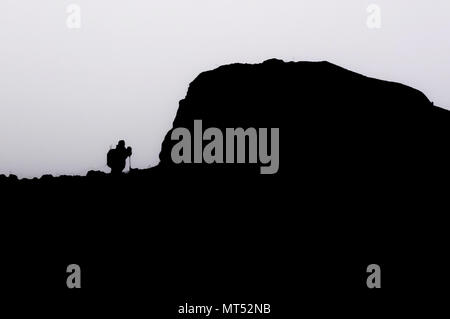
left=1, top=58, right=447, bottom=183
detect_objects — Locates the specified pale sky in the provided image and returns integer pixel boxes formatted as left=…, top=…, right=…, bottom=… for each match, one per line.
left=1, top=0, right=449, bottom=178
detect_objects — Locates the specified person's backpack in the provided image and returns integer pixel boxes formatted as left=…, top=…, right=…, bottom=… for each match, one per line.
left=107, top=148, right=116, bottom=168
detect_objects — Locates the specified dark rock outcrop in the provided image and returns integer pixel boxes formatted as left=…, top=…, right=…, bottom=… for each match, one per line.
left=158, top=59, right=448, bottom=179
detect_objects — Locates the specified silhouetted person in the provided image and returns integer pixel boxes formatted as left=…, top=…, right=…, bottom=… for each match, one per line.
left=107, top=140, right=132, bottom=175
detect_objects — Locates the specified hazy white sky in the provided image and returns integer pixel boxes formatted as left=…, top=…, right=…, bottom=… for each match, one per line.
left=1, top=0, right=449, bottom=178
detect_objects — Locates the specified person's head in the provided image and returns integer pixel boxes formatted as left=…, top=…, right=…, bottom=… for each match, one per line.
left=117, top=140, right=125, bottom=148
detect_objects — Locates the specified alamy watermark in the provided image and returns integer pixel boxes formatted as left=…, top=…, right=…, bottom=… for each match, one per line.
left=66, top=4, right=81, bottom=29
left=366, top=4, right=382, bottom=29
left=170, top=120, right=279, bottom=174
left=366, top=264, right=381, bottom=288
left=66, top=264, right=81, bottom=288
